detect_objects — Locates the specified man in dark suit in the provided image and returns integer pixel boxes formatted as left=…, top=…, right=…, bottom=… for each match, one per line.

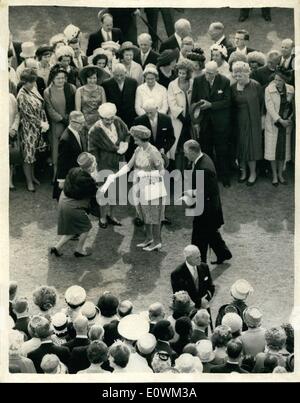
left=183, top=141, right=232, bottom=264
left=190, top=309, right=210, bottom=342
left=134, top=33, right=159, bottom=69
left=191, top=61, right=231, bottom=187
left=108, top=8, right=139, bottom=44
left=227, top=29, right=255, bottom=58
left=55, top=111, right=86, bottom=200
left=86, top=12, right=124, bottom=57
left=210, top=340, right=248, bottom=373
left=13, top=298, right=31, bottom=340
left=250, top=50, right=281, bottom=89
left=208, top=22, right=233, bottom=59
left=69, top=38, right=88, bottom=70
left=62, top=316, right=90, bottom=352
left=171, top=245, right=215, bottom=310
left=28, top=319, right=70, bottom=373
left=159, top=18, right=191, bottom=53
left=102, top=63, right=138, bottom=130
left=152, top=320, right=178, bottom=363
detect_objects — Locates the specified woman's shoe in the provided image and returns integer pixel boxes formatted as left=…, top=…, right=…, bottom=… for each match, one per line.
left=143, top=243, right=162, bottom=252
left=27, top=186, right=36, bottom=192
left=99, top=220, right=108, bottom=229
left=246, top=177, right=257, bottom=187
left=137, top=239, right=153, bottom=248
left=50, top=247, right=63, bottom=257
left=272, top=181, right=279, bottom=187
left=278, top=178, right=287, bottom=185
left=74, top=251, right=92, bottom=258
left=107, top=215, right=122, bottom=226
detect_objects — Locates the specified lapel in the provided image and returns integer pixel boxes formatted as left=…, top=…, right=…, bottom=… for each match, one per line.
left=156, top=113, right=163, bottom=137
left=210, top=74, right=220, bottom=96
left=183, top=263, right=196, bottom=289
left=68, top=129, right=83, bottom=153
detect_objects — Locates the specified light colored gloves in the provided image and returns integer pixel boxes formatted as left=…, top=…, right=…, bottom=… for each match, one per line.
left=117, top=141, right=129, bottom=155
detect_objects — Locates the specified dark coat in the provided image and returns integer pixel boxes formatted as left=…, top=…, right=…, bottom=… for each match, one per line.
left=154, top=340, right=178, bottom=364
left=86, top=28, right=124, bottom=57
left=210, top=362, right=248, bottom=373
left=134, top=49, right=159, bottom=69
left=70, top=55, right=88, bottom=69
left=13, top=41, right=22, bottom=66
left=190, top=328, right=208, bottom=343
left=102, top=77, right=138, bottom=128
left=191, top=73, right=231, bottom=135
left=68, top=345, right=89, bottom=374
left=9, top=301, right=17, bottom=322
left=134, top=113, right=175, bottom=153
left=62, top=337, right=90, bottom=352
left=192, top=153, right=224, bottom=230
left=103, top=320, right=120, bottom=347
left=250, top=65, right=275, bottom=89
left=159, top=34, right=180, bottom=53
left=28, top=342, right=71, bottom=373
left=170, top=337, right=191, bottom=356
left=215, top=300, right=248, bottom=331
left=171, top=262, right=215, bottom=308
left=14, top=317, right=31, bottom=340
left=57, top=127, right=87, bottom=181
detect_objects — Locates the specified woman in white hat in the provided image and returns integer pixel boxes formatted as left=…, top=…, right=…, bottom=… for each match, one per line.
left=52, top=45, right=79, bottom=87
left=135, top=64, right=168, bottom=116
left=89, top=102, right=130, bottom=228
left=49, top=34, right=67, bottom=66
left=210, top=44, right=231, bottom=80
left=50, top=152, right=98, bottom=257
left=16, top=42, right=36, bottom=81
left=75, top=66, right=107, bottom=129
left=118, top=41, right=143, bottom=85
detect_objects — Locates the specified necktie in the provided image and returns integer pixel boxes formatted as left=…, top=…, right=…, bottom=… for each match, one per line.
left=141, top=52, right=146, bottom=66
left=150, top=118, right=157, bottom=142
left=193, top=266, right=198, bottom=289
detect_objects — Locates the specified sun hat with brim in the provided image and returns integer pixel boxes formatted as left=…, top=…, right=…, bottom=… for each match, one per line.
left=49, top=34, right=67, bottom=47
left=63, top=24, right=81, bottom=42
left=221, top=312, right=243, bottom=333
left=143, top=63, right=159, bottom=77
left=130, top=125, right=151, bottom=141
left=98, top=102, right=117, bottom=119
left=157, top=48, right=179, bottom=67
left=81, top=301, right=99, bottom=320
left=79, top=65, right=110, bottom=84
left=55, top=45, right=75, bottom=60
left=175, top=353, right=203, bottom=373
left=230, top=279, right=253, bottom=301
left=20, top=42, right=36, bottom=58
left=274, top=66, right=292, bottom=82
left=35, top=45, right=53, bottom=58
left=118, top=41, right=139, bottom=56
left=243, top=306, right=262, bottom=328
left=196, top=340, right=215, bottom=363
left=118, top=314, right=150, bottom=341
left=101, top=41, right=120, bottom=51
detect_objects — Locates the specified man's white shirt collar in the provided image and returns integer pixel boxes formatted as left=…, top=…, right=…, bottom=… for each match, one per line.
left=174, top=32, right=182, bottom=47
left=215, top=35, right=225, bottom=45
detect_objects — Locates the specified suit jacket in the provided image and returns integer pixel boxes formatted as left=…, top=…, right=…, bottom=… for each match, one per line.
left=134, top=49, right=159, bottom=69
left=62, top=336, right=90, bottom=352
left=28, top=342, right=70, bottom=373
left=86, top=28, right=124, bottom=56
left=57, top=127, right=86, bottom=181
left=210, top=361, right=248, bottom=373
left=250, top=65, right=275, bottom=89
left=171, top=262, right=215, bottom=308
left=190, top=328, right=208, bottom=343
left=227, top=46, right=255, bottom=58
left=102, top=77, right=137, bottom=128
left=13, top=41, right=22, bottom=66
left=191, top=73, right=231, bottom=134
left=134, top=113, right=175, bottom=153
left=191, top=153, right=224, bottom=229
left=68, top=345, right=89, bottom=373
left=14, top=317, right=31, bottom=340
left=70, top=55, right=88, bottom=69
left=159, top=34, right=180, bottom=53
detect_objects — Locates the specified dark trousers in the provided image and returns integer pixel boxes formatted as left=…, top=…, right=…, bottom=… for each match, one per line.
left=144, top=8, right=175, bottom=49
left=192, top=225, right=228, bottom=263
left=240, top=8, right=271, bottom=18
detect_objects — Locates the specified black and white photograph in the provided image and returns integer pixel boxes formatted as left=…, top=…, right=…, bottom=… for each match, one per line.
left=1, top=0, right=299, bottom=383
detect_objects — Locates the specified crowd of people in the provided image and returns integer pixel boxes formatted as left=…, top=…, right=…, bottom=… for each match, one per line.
left=8, top=8, right=296, bottom=375
left=9, top=276, right=294, bottom=374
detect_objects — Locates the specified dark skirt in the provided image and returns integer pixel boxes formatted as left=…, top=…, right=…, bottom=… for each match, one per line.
left=57, top=192, right=92, bottom=235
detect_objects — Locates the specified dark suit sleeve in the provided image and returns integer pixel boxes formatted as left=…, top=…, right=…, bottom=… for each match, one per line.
left=204, top=264, right=215, bottom=301
left=164, top=115, right=175, bottom=153
left=86, top=33, right=95, bottom=57
left=171, top=269, right=186, bottom=294
left=59, top=346, right=71, bottom=369
left=210, top=77, right=231, bottom=111
left=191, top=77, right=200, bottom=105
left=57, top=139, right=71, bottom=180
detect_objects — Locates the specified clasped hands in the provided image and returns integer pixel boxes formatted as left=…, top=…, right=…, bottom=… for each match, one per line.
left=199, top=99, right=212, bottom=111
left=117, top=141, right=128, bottom=155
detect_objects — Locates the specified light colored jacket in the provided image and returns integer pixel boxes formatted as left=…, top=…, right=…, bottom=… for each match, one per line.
left=135, top=82, right=168, bottom=116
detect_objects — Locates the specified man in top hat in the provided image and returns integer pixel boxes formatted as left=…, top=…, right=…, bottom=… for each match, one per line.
left=183, top=140, right=232, bottom=264
left=208, top=22, right=233, bottom=59
left=134, top=33, right=159, bottom=69
left=215, top=279, right=253, bottom=330
left=101, top=63, right=138, bottom=129
left=159, top=18, right=192, bottom=53
left=190, top=60, right=232, bottom=187
left=241, top=307, right=266, bottom=357
left=87, top=11, right=124, bottom=56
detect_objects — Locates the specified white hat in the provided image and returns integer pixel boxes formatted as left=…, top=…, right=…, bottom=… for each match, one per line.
left=64, top=285, right=86, bottom=307
left=88, top=47, right=112, bottom=64
left=196, top=340, right=215, bottom=363
left=20, top=42, right=36, bottom=58
left=101, top=41, right=120, bottom=51
left=118, top=314, right=150, bottom=341
left=98, top=102, right=117, bottom=118
left=81, top=301, right=99, bottom=320
left=230, top=279, right=253, bottom=300
left=49, top=33, right=67, bottom=47
left=63, top=24, right=80, bottom=41
left=51, top=312, right=67, bottom=328
left=175, top=353, right=203, bottom=373
left=210, top=43, right=228, bottom=58
left=143, top=63, right=158, bottom=76
left=55, top=45, right=75, bottom=60
left=221, top=313, right=243, bottom=333
left=137, top=333, right=157, bottom=354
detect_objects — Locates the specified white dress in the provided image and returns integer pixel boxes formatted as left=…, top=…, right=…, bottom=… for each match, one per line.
left=135, top=82, right=168, bottom=116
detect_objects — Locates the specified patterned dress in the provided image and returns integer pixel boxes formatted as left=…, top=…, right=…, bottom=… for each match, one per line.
left=133, top=144, right=165, bottom=225
left=79, top=85, right=106, bottom=129
left=17, top=87, right=47, bottom=164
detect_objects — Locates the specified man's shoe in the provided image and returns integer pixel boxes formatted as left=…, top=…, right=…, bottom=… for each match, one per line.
left=211, top=250, right=232, bottom=265
left=222, top=178, right=231, bottom=188
left=134, top=217, right=144, bottom=227
left=162, top=217, right=172, bottom=225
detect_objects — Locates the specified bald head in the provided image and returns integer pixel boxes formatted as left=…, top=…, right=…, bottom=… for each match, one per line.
left=175, top=19, right=192, bottom=39
left=184, top=245, right=201, bottom=266
left=118, top=300, right=133, bottom=318
left=73, top=315, right=89, bottom=336
left=148, top=302, right=165, bottom=322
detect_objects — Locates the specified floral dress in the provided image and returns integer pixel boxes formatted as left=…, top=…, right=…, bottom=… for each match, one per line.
left=17, top=87, right=47, bottom=164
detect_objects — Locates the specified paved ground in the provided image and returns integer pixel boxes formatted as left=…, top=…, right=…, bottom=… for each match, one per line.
left=9, top=7, right=295, bottom=329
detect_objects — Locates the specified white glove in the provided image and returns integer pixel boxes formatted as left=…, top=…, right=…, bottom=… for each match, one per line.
left=41, top=120, right=49, bottom=133
left=99, top=174, right=116, bottom=193
left=117, top=141, right=129, bottom=155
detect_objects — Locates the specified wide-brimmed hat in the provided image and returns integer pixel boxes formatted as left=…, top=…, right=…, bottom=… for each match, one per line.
left=243, top=306, right=262, bottom=328
left=118, top=314, right=150, bottom=341
left=196, top=340, right=215, bottom=363
left=35, top=44, right=53, bottom=59
left=63, top=24, right=81, bottom=42
left=130, top=125, right=151, bottom=140
left=77, top=152, right=96, bottom=171
left=64, top=285, right=86, bottom=308
left=247, top=51, right=266, bottom=67
left=137, top=333, right=157, bottom=354
left=88, top=47, right=112, bottom=64
left=49, top=33, right=67, bottom=47
left=190, top=101, right=204, bottom=125
left=51, top=312, right=67, bottom=334
left=118, top=41, right=139, bottom=57
left=81, top=301, right=100, bottom=321
left=79, top=65, right=110, bottom=84
left=230, top=279, right=253, bottom=300
left=274, top=66, right=292, bottom=82
left=101, top=41, right=120, bottom=51
left=157, top=48, right=179, bottom=67
left=20, top=42, right=36, bottom=58
left=175, top=353, right=203, bottom=373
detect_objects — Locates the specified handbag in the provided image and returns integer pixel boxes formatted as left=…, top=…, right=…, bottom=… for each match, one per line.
left=144, top=176, right=167, bottom=202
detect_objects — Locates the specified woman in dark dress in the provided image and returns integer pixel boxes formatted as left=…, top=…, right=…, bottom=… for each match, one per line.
left=231, top=61, right=264, bottom=186
left=50, top=152, right=98, bottom=258
left=156, top=48, right=179, bottom=89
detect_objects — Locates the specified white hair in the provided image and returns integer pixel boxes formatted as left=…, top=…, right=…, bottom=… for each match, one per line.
left=175, top=19, right=191, bottom=32
left=282, top=38, right=294, bottom=48
left=112, top=62, right=126, bottom=74
left=138, top=33, right=152, bottom=44
left=267, top=50, right=281, bottom=60
left=205, top=60, right=218, bottom=71
left=232, top=61, right=251, bottom=74
left=143, top=98, right=158, bottom=110
left=209, top=21, right=224, bottom=31
left=184, top=244, right=200, bottom=259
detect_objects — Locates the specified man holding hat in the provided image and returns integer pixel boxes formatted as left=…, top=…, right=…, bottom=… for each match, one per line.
left=183, top=140, right=232, bottom=264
